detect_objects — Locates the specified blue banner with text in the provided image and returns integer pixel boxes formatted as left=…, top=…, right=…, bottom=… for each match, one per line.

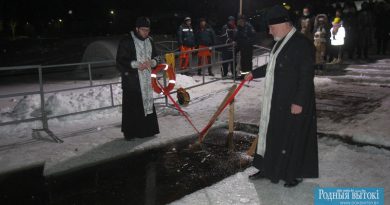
left=314, top=187, right=384, bottom=205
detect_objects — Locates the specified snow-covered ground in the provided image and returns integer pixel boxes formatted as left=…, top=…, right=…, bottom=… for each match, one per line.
left=0, top=56, right=389, bottom=204
left=170, top=138, right=390, bottom=205
left=315, top=59, right=390, bottom=147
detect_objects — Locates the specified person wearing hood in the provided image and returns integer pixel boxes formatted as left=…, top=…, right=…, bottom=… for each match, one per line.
left=177, top=17, right=195, bottom=70
left=329, top=17, right=346, bottom=64
left=195, top=18, right=216, bottom=76
left=245, top=5, right=318, bottom=188
left=313, top=14, right=329, bottom=65
left=116, top=17, right=160, bottom=140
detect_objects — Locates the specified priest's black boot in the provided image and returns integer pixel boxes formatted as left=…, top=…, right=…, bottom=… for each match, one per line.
left=248, top=171, right=265, bottom=180
left=284, top=178, right=303, bottom=188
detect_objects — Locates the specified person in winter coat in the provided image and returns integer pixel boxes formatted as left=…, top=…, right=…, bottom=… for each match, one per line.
left=342, top=1, right=358, bottom=59
left=297, top=6, right=315, bottom=40
left=236, top=15, right=256, bottom=76
left=195, top=18, right=216, bottom=76
left=221, top=16, right=238, bottom=77
left=374, top=1, right=390, bottom=55
left=313, top=14, right=329, bottom=65
left=245, top=5, right=318, bottom=188
left=356, top=2, right=374, bottom=59
left=116, top=17, right=160, bottom=140
left=329, top=17, right=345, bottom=64
left=177, top=17, right=195, bottom=70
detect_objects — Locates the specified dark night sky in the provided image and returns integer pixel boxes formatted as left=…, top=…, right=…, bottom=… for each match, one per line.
left=0, top=0, right=233, bottom=20
left=0, top=0, right=317, bottom=21
left=0, top=0, right=321, bottom=35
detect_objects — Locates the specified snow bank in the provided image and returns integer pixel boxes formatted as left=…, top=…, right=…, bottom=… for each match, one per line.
left=0, top=86, right=122, bottom=122
left=44, top=85, right=122, bottom=117
left=0, top=95, right=41, bottom=123
left=314, top=77, right=333, bottom=87
left=174, top=74, right=197, bottom=89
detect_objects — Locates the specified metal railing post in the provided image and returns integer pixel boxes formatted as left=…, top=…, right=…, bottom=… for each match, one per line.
left=214, top=49, right=217, bottom=79
left=201, top=49, right=205, bottom=84
left=256, top=47, right=259, bottom=67
left=232, top=43, right=236, bottom=83
left=189, top=49, right=193, bottom=71
left=109, top=84, right=115, bottom=107
left=38, top=66, right=48, bottom=130
left=202, top=59, right=205, bottom=85
left=88, top=63, right=93, bottom=86
left=163, top=72, right=168, bottom=107
left=36, top=66, right=63, bottom=143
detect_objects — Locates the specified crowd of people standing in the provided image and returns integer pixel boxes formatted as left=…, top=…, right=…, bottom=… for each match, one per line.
left=294, top=0, right=390, bottom=65
left=176, top=14, right=256, bottom=78
left=176, top=0, right=390, bottom=76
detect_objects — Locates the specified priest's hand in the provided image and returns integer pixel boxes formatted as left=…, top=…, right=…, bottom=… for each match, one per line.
left=244, top=72, right=253, bottom=81
left=291, top=104, right=302, bottom=114
left=139, top=61, right=151, bottom=70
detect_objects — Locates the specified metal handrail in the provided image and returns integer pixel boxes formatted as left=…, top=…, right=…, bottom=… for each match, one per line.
left=0, top=91, right=41, bottom=99
left=44, top=82, right=120, bottom=94
left=0, top=42, right=269, bottom=143
left=253, top=45, right=271, bottom=51
left=41, top=60, right=115, bottom=69
left=0, top=65, right=41, bottom=71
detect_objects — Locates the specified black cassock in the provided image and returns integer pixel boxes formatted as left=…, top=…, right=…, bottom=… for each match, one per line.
left=251, top=31, right=318, bottom=182
left=116, top=36, right=160, bottom=140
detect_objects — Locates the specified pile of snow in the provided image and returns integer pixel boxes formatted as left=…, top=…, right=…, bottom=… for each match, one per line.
left=174, top=74, right=198, bottom=89
left=0, top=95, right=41, bottom=123
left=0, top=86, right=122, bottom=122
left=44, top=85, right=122, bottom=117
left=314, top=77, right=333, bottom=87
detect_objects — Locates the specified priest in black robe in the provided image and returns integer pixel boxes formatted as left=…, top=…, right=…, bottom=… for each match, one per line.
left=245, top=5, right=318, bottom=187
left=116, top=17, right=160, bottom=140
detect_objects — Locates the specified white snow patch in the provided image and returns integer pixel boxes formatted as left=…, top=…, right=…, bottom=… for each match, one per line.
left=174, top=74, right=198, bottom=89
left=314, top=77, right=333, bottom=87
